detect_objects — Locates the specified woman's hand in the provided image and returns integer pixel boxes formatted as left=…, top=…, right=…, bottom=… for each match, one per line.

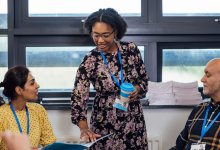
left=80, top=128, right=101, bottom=143
left=0, top=131, right=31, bottom=150
left=129, top=85, right=141, bottom=101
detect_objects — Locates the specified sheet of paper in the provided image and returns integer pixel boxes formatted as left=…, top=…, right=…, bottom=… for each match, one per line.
left=82, top=133, right=113, bottom=147
left=43, top=133, right=113, bottom=150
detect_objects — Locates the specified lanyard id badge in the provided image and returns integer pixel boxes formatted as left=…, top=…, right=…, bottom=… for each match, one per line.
left=10, top=103, right=30, bottom=134
left=100, top=49, right=123, bottom=87
left=190, top=143, right=206, bottom=150
left=200, top=105, right=220, bottom=142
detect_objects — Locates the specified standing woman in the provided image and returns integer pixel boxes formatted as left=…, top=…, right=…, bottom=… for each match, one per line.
left=71, top=8, right=149, bottom=149
left=0, top=66, right=56, bottom=150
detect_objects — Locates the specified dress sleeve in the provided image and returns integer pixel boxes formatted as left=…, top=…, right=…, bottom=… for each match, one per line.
left=71, top=54, right=96, bottom=125
left=133, top=44, right=149, bottom=98
left=38, top=105, right=56, bottom=147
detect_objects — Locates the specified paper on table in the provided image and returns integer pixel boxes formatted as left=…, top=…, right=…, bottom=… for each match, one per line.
left=43, top=133, right=113, bottom=150
left=81, top=133, right=113, bottom=147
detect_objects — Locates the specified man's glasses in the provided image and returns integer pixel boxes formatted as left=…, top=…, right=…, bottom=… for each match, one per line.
left=91, top=30, right=114, bottom=40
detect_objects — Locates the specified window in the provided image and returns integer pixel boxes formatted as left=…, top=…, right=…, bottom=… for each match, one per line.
left=158, top=43, right=220, bottom=87
left=0, top=36, right=8, bottom=81
left=26, top=47, right=94, bottom=90
left=26, top=46, right=145, bottom=91
left=0, top=0, right=7, bottom=29
left=29, top=0, right=141, bottom=17
left=8, top=0, right=220, bottom=108
left=16, top=0, right=147, bottom=29
left=25, top=44, right=145, bottom=109
left=0, top=0, right=8, bottom=100
left=139, top=46, right=144, bottom=60
left=159, top=0, right=220, bottom=26
left=162, top=0, right=220, bottom=17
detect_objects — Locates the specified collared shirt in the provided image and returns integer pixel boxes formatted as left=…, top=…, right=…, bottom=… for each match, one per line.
left=170, top=99, right=220, bottom=150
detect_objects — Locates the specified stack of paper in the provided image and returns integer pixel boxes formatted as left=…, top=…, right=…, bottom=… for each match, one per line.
left=173, top=81, right=202, bottom=105
left=148, top=81, right=175, bottom=105
left=148, top=81, right=202, bottom=105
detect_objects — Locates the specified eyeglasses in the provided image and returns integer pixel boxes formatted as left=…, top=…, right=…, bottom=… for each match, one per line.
left=91, top=30, right=114, bottom=40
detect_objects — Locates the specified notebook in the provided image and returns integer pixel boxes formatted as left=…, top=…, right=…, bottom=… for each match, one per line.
left=43, top=133, right=112, bottom=150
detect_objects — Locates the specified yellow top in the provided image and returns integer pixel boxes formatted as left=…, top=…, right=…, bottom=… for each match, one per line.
left=0, top=103, right=56, bottom=150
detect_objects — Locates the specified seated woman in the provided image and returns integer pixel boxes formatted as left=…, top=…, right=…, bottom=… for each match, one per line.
left=0, top=66, right=56, bottom=150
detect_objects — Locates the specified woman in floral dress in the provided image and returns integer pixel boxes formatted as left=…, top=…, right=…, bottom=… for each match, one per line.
left=71, top=8, right=149, bottom=150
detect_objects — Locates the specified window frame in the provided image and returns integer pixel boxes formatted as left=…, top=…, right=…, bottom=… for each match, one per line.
left=13, top=35, right=149, bottom=109
left=14, top=0, right=148, bottom=32
left=5, top=0, right=220, bottom=109
left=0, top=0, right=8, bottom=82
left=147, top=0, right=220, bottom=35
left=158, top=0, right=220, bottom=23
left=157, top=42, right=220, bottom=100
left=157, top=41, right=220, bottom=81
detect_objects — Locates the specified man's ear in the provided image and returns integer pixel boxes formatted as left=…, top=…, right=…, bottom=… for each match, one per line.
left=15, top=86, right=23, bottom=96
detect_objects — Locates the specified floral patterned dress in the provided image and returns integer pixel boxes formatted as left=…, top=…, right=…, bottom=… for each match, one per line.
left=71, top=41, right=149, bottom=150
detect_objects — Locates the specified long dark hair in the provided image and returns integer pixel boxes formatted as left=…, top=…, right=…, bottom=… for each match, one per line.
left=0, top=66, right=30, bottom=106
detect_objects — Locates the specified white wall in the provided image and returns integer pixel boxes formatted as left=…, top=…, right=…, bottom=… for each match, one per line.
left=47, top=108, right=192, bottom=150
left=144, top=109, right=192, bottom=149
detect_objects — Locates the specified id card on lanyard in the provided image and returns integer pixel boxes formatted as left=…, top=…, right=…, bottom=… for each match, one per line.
left=191, top=105, right=220, bottom=150
left=10, top=103, right=30, bottom=135
left=100, top=49, right=123, bottom=87
left=190, top=143, right=206, bottom=150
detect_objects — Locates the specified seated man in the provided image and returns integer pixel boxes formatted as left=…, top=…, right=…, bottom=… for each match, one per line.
left=170, top=58, right=220, bottom=150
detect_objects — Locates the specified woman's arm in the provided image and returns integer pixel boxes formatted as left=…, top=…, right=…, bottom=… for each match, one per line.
left=71, top=54, right=101, bottom=142
left=78, top=120, right=101, bottom=142
left=129, top=43, right=149, bottom=100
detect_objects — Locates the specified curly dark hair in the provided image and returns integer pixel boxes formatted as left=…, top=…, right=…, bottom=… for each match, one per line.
left=0, top=66, right=30, bottom=101
left=84, top=8, right=127, bottom=40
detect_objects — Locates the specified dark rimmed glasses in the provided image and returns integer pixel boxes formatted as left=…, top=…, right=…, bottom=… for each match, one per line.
left=91, top=30, right=114, bottom=40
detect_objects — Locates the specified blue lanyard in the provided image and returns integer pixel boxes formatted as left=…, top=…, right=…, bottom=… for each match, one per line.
left=10, top=103, right=30, bottom=135
left=100, top=49, right=123, bottom=87
left=200, top=105, right=220, bottom=141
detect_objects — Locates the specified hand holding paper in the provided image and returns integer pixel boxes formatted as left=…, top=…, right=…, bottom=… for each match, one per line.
left=43, top=133, right=113, bottom=150
left=80, top=128, right=101, bottom=143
